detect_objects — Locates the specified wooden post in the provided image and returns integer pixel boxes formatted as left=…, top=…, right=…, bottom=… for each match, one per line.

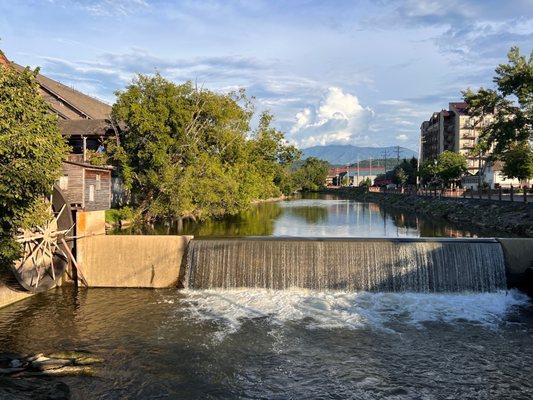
left=510, top=185, right=514, bottom=202
left=478, top=186, right=482, bottom=199
left=498, top=187, right=502, bottom=201
left=470, top=186, right=474, bottom=199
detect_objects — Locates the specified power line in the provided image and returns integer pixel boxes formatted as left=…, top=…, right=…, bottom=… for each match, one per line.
left=381, top=150, right=390, bottom=172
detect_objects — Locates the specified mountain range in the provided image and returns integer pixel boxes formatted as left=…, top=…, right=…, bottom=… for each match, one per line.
left=301, top=145, right=417, bottom=165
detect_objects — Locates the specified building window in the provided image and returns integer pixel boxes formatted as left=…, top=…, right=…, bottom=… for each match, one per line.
left=59, top=175, right=69, bottom=191
left=96, top=174, right=101, bottom=190
left=89, top=185, right=95, bottom=202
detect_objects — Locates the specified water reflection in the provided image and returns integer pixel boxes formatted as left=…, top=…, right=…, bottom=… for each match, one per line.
left=119, top=193, right=503, bottom=238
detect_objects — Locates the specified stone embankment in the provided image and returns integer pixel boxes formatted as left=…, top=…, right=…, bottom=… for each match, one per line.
left=323, top=188, right=533, bottom=237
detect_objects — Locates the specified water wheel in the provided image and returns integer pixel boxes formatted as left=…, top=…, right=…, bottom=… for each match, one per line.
left=12, top=186, right=74, bottom=293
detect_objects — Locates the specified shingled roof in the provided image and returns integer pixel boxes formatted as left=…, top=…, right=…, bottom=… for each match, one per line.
left=58, top=119, right=115, bottom=136
left=11, top=62, right=112, bottom=120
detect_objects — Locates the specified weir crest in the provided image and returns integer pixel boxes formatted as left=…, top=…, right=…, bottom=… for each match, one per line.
left=184, top=238, right=507, bottom=293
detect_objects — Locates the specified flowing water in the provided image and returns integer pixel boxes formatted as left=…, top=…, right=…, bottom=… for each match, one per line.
left=186, top=238, right=506, bottom=292
left=0, top=287, right=531, bottom=399
left=1, top=194, right=532, bottom=398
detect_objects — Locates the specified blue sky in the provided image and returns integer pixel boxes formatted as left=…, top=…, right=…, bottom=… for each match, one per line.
left=1, top=0, right=532, bottom=151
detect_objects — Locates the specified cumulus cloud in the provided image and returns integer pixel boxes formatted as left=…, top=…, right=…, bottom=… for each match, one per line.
left=396, top=134, right=409, bottom=141
left=289, top=87, right=373, bottom=148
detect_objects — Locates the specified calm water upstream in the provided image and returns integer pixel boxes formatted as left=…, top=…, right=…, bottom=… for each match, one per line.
left=123, top=193, right=514, bottom=238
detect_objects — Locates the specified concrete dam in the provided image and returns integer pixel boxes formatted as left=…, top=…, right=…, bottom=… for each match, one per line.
left=1, top=230, right=532, bottom=309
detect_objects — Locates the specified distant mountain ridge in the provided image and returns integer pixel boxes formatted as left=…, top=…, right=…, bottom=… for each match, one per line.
left=301, top=145, right=417, bottom=165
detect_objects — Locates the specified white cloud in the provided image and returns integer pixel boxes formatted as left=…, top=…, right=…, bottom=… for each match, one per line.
left=396, top=134, right=409, bottom=141
left=289, top=87, right=373, bottom=148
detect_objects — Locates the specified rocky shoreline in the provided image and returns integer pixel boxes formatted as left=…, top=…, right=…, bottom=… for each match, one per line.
left=322, top=188, right=533, bottom=237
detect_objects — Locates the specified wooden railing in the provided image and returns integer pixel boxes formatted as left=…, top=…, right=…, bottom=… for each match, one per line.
left=369, top=186, right=532, bottom=203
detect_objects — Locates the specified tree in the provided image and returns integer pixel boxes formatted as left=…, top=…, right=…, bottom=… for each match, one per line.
left=359, top=177, right=372, bottom=188
left=341, top=175, right=349, bottom=186
left=292, top=157, right=329, bottom=191
left=0, top=63, right=68, bottom=263
left=418, top=159, right=437, bottom=184
left=464, top=47, right=532, bottom=156
left=110, top=74, right=299, bottom=222
left=394, top=167, right=407, bottom=187
left=435, top=151, right=467, bottom=186
left=418, top=152, right=467, bottom=187
left=501, top=143, right=533, bottom=181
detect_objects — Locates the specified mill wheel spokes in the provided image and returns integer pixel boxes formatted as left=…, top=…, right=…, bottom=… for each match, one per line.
left=12, top=186, right=75, bottom=293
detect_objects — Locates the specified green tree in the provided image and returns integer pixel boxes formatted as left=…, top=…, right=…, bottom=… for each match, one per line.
left=394, top=167, right=407, bottom=187
left=418, top=159, right=436, bottom=183
left=464, top=47, right=532, bottom=156
left=435, top=151, right=467, bottom=186
left=0, top=63, right=68, bottom=263
left=341, top=175, right=349, bottom=186
left=292, top=157, right=329, bottom=191
left=359, top=177, right=372, bottom=188
left=501, top=143, right=533, bottom=181
left=110, top=74, right=299, bottom=222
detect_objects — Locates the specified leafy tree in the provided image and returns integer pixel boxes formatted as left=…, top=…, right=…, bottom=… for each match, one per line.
left=501, top=143, right=533, bottom=181
left=292, top=157, right=329, bottom=191
left=359, top=177, right=372, bottom=187
left=435, top=151, right=467, bottom=186
left=0, top=63, right=68, bottom=263
left=464, top=47, right=532, bottom=156
left=418, top=159, right=437, bottom=183
left=394, top=167, right=407, bottom=187
left=341, top=175, right=349, bottom=186
left=110, top=74, right=300, bottom=222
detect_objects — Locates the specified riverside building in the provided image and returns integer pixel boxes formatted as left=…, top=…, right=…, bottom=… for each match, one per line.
left=419, top=102, right=490, bottom=174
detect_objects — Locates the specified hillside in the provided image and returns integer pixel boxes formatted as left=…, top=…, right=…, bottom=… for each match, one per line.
left=301, top=145, right=417, bottom=165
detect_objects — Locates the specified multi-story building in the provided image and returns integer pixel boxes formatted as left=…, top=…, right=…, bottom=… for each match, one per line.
left=420, top=102, right=487, bottom=174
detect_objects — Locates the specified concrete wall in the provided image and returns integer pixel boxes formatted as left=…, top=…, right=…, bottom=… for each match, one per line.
left=77, top=235, right=192, bottom=288
left=497, top=238, right=533, bottom=296
left=497, top=238, right=533, bottom=274
left=77, top=210, right=106, bottom=237
left=0, top=285, right=31, bottom=309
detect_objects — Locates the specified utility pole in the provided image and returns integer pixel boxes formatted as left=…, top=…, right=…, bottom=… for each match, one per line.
left=396, top=145, right=401, bottom=163
left=369, top=156, right=372, bottom=177
left=381, top=150, right=390, bottom=173
left=357, top=157, right=360, bottom=186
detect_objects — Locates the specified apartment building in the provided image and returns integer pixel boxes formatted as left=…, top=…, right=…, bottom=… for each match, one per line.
left=419, top=102, right=487, bottom=174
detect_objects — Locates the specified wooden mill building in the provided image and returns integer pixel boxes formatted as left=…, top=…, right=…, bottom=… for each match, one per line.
left=1, top=51, right=116, bottom=211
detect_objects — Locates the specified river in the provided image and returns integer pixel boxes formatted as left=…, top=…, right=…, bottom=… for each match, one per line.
left=120, top=193, right=514, bottom=238
left=0, top=194, right=531, bottom=399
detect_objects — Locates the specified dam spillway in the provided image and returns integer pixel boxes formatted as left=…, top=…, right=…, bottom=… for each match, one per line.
left=184, top=237, right=507, bottom=292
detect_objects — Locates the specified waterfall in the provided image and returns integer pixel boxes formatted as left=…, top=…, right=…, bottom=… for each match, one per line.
left=184, top=238, right=507, bottom=292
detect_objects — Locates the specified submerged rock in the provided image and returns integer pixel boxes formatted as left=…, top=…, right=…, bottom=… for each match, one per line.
left=0, top=350, right=102, bottom=399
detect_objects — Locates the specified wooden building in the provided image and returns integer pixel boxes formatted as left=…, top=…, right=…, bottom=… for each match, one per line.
left=2, top=51, right=117, bottom=211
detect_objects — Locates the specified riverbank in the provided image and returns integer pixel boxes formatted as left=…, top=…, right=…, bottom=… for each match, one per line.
left=322, top=188, right=533, bottom=237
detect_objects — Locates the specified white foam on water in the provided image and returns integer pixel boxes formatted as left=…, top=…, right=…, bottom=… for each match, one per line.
left=179, top=289, right=530, bottom=336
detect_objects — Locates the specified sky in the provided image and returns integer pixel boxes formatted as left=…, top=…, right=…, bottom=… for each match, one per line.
left=1, top=0, right=532, bottom=152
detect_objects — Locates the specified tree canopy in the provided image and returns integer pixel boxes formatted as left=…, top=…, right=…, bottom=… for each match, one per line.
left=292, top=157, right=330, bottom=191
left=464, top=47, right=532, bottom=156
left=110, top=74, right=303, bottom=222
left=0, top=64, right=68, bottom=262
left=501, top=142, right=533, bottom=181
left=419, top=152, right=467, bottom=187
